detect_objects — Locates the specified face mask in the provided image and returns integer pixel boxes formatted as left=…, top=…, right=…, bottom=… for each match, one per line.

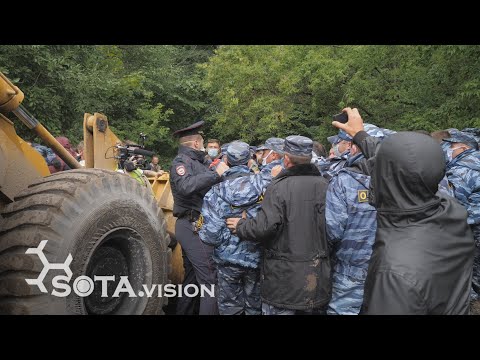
left=446, top=146, right=463, bottom=162
left=262, top=150, right=273, bottom=166
left=333, top=144, right=343, bottom=158
left=208, top=149, right=218, bottom=158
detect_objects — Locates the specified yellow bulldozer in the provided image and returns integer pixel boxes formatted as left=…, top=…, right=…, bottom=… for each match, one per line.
left=0, top=71, right=184, bottom=314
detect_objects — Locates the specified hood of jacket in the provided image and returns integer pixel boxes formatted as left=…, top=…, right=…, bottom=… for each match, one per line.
left=373, top=132, right=445, bottom=215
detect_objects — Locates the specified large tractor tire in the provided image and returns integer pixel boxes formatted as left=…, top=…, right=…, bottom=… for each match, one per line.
left=0, top=169, right=171, bottom=315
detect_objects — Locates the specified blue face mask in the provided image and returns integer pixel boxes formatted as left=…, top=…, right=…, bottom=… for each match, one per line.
left=208, top=148, right=218, bottom=158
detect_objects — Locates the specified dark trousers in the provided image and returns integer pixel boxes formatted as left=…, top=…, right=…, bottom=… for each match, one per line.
left=175, top=217, right=218, bottom=315
left=175, top=249, right=200, bottom=315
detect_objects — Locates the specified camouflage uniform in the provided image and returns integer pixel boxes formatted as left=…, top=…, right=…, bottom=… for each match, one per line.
left=199, top=141, right=283, bottom=315
left=312, top=154, right=348, bottom=181
left=443, top=132, right=480, bottom=300
left=326, top=153, right=377, bottom=315
left=217, top=265, right=261, bottom=315
left=312, top=131, right=351, bottom=180
left=31, top=143, right=57, bottom=166
left=461, top=128, right=480, bottom=145
left=315, top=125, right=392, bottom=181
left=325, top=124, right=391, bottom=315
left=436, top=141, right=455, bottom=197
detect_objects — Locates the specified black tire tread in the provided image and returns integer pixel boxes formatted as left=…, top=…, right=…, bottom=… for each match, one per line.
left=0, top=169, right=171, bottom=314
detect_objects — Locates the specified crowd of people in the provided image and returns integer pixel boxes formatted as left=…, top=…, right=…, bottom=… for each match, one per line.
left=169, top=108, right=480, bottom=315
left=28, top=110, right=480, bottom=315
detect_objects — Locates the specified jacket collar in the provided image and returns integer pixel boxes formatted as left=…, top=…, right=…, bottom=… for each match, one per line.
left=447, top=148, right=478, bottom=169
left=276, top=163, right=320, bottom=180
left=223, top=165, right=250, bottom=178
left=179, top=145, right=206, bottom=162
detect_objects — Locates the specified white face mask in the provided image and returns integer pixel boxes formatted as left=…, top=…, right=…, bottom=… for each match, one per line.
left=446, top=146, right=464, bottom=162
left=262, top=150, right=273, bottom=166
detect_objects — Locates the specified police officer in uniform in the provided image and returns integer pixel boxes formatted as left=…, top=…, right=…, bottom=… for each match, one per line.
left=170, top=121, right=229, bottom=315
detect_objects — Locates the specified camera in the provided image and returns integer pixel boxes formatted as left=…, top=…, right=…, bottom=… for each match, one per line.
left=333, top=112, right=348, bottom=124
left=114, top=133, right=154, bottom=172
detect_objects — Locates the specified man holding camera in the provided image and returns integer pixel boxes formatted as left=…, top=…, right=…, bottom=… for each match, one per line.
left=170, top=120, right=229, bottom=315
left=116, top=154, right=162, bottom=185
left=333, top=108, right=474, bottom=315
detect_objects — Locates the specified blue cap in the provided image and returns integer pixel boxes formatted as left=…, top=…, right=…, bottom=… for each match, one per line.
left=443, top=132, right=479, bottom=150
left=327, top=135, right=339, bottom=145
left=273, top=135, right=313, bottom=157
left=256, top=137, right=284, bottom=152
left=363, top=123, right=393, bottom=139
left=328, top=130, right=352, bottom=144
left=220, top=142, right=230, bottom=154
left=461, top=128, right=480, bottom=145
left=337, top=129, right=353, bottom=142
left=227, top=141, right=251, bottom=166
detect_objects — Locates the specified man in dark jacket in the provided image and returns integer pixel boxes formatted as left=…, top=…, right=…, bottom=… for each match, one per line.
left=332, top=108, right=475, bottom=315
left=226, top=136, right=332, bottom=315
left=170, top=121, right=229, bottom=315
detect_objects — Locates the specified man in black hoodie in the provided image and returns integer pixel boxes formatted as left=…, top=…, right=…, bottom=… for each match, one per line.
left=332, top=108, right=475, bottom=315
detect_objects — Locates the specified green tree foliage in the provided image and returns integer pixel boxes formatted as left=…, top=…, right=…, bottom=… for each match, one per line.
left=0, top=45, right=214, bottom=168
left=2, top=45, right=480, bottom=166
left=203, top=45, right=480, bottom=146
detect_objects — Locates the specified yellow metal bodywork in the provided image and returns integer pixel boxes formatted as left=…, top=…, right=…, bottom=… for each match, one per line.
left=0, top=114, right=49, bottom=204
left=149, top=176, right=183, bottom=285
left=0, top=72, right=24, bottom=114
left=0, top=72, right=183, bottom=285
left=83, top=113, right=122, bottom=170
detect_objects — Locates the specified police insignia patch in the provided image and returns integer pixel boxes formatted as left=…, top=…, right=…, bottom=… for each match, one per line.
left=176, top=165, right=186, bottom=176
left=196, top=214, right=204, bottom=230
left=358, top=190, right=369, bottom=203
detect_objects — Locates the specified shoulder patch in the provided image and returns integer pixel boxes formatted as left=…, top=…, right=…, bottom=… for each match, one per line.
left=176, top=165, right=186, bottom=176
left=358, top=190, right=369, bottom=203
